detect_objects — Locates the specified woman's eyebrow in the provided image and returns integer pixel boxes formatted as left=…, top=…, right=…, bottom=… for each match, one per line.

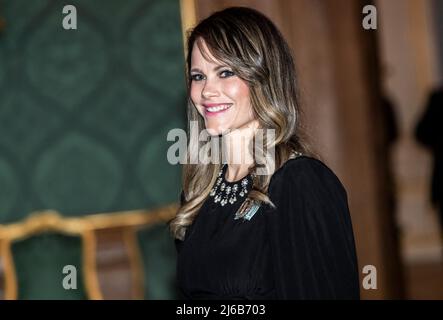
left=190, top=65, right=228, bottom=73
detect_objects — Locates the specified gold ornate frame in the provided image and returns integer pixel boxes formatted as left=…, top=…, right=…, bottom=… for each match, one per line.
left=0, top=204, right=177, bottom=300
left=180, top=0, right=197, bottom=54
left=0, top=210, right=101, bottom=300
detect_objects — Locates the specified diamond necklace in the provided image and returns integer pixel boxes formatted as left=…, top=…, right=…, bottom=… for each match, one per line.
left=209, top=165, right=252, bottom=206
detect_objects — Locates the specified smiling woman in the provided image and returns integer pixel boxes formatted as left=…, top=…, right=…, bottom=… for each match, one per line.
left=169, top=7, right=360, bottom=300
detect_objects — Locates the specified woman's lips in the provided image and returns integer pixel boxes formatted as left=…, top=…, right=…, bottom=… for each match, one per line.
left=203, top=103, right=232, bottom=116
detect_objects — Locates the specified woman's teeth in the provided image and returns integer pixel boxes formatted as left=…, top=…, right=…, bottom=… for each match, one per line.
left=206, top=104, right=231, bottom=113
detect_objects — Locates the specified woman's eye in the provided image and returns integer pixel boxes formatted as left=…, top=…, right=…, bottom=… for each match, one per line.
left=190, top=74, right=204, bottom=81
left=190, top=70, right=233, bottom=81
left=220, top=70, right=234, bottom=78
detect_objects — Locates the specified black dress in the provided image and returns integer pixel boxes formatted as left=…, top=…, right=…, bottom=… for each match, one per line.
left=175, top=156, right=360, bottom=299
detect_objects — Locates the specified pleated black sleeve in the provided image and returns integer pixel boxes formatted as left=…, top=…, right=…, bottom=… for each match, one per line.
left=266, top=157, right=360, bottom=299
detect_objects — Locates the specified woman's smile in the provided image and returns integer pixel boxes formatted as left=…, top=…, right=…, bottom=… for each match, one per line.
left=203, top=103, right=233, bottom=116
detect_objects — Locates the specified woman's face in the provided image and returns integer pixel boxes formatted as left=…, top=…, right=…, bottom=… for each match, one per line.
left=189, top=40, right=255, bottom=136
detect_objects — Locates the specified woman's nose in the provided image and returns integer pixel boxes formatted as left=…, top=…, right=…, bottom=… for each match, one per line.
left=201, top=79, right=220, bottom=99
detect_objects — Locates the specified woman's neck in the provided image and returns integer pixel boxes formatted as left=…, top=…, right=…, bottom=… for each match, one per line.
left=222, top=120, right=259, bottom=182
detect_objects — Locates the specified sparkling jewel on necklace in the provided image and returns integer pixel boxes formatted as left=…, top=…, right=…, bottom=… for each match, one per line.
left=209, top=166, right=250, bottom=206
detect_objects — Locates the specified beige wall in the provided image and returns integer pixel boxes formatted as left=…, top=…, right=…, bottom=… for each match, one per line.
left=376, top=0, right=442, bottom=262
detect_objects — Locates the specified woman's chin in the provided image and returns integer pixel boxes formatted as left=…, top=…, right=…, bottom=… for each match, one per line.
left=206, top=127, right=226, bottom=137
left=204, top=123, right=230, bottom=137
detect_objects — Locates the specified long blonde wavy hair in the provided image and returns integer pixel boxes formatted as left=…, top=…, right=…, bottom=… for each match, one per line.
left=170, top=7, right=313, bottom=240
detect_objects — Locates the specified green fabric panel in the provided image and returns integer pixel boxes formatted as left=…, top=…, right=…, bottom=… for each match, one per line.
left=137, top=223, right=180, bottom=299
left=12, top=233, right=88, bottom=300
left=0, top=0, right=185, bottom=223
left=0, top=0, right=185, bottom=299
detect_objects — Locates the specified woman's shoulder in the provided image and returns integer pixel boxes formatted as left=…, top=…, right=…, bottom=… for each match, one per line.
left=268, top=155, right=347, bottom=198
left=265, top=154, right=353, bottom=236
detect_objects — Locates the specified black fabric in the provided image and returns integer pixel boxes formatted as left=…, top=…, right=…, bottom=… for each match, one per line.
left=415, top=88, right=443, bottom=213
left=175, top=156, right=360, bottom=299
